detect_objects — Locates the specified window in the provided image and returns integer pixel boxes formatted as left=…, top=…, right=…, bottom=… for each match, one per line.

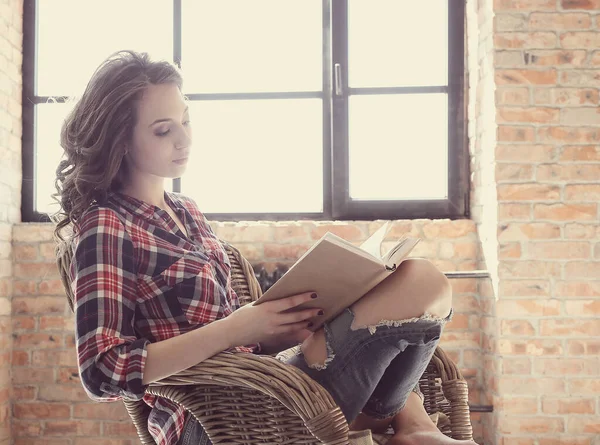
left=22, top=0, right=466, bottom=222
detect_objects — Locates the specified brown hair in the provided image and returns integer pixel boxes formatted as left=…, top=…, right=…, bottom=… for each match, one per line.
left=51, top=50, right=184, bottom=247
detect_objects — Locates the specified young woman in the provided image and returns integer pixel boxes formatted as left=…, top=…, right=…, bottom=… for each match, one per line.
left=53, top=50, right=475, bottom=445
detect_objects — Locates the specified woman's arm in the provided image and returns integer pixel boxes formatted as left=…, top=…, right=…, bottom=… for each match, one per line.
left=142, top=317, right=231, bottom=384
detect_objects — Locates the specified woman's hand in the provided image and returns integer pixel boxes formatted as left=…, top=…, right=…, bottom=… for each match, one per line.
left=222, top=291, right=322, bottom=349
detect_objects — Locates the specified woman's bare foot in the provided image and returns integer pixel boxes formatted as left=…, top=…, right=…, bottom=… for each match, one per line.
left=386, top=393, right=479, bottom=445
left=387, top=431, right=478, bottom=445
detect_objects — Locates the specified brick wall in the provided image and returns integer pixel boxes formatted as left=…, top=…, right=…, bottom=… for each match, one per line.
left=493, top=1, right=600, bottom=444
left=0, top=0, right=23, bottom=443
left=10, top=221, right=484, bottom=444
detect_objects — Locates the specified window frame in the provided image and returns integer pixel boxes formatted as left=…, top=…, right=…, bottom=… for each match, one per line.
left=22, top=0, right=467, bottom=223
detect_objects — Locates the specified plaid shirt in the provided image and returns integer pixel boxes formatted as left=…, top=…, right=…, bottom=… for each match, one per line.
left=70, top=190, right=255, bottom=445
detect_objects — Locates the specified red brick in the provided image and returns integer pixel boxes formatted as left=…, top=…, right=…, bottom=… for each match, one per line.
left=561, top=0, right=600, bottom=7
left=528, top=241, right=590, bottom=259
left=39, top=242, right=59, bottom=261
left=12, top=296, right=67, bottom=314
left=499, top=261, right=561, bottom=278
left=437, top=331, right=480, bottom=349
left=534, top=203, right=597, bottom=221
left=499, top=242, right=522, bottom=259
left=501, top=320, right=536, bottom=336
left=12, top=420, right=43, bottom=436
left=57, top=367, right=80, bottom=384
left=529, top=12, right=592, bottom=29
left=555, top=281, right=600, bottom=298
left=539, top=126, right=600, bottom=143
left=11, top=350, right=29, bottom=366
left=498, top=416, right=564, bottom=434
left=496, top=87, right=530, bottom=105
left=15, top=439, right=71, bottom=445
left=569, top=378, right=600, bottom=394
left=445, top=313, right=470, bottom=330
left=45, top=420, right=100, bottom=436
left=14, top=403, right=70, bottom=419
left=501, top=437, right=536, bottom=445
left=496, top=163, right=534, bottom=181
left=496, top=145, right=556, bottom=162
left=495, top=0, right=556, bottom=9
left=13, top=263, right=58, bottom=279
left=38, top=384, right=88, bottom=402
left=561, top=107, right=600, bottom=126
left=538, top=164, right=600, bottom=182
left=39, top=279, right=67, bottom=296
left=534, top=358, right=588, bottom=375
left=12, top=225, right=54, bottom=242
left=13, top=245, right=39, bottom=261
left=263, top=243, right=312, bottom=259
left=73, top=440, right=134, bottom=445
left=567, top=417, right=600, bottom=434
left=495, top=32, right=557, bottom=49
left=568, top=339, right=600, bottom=356
left=560, top=31, right=600, bottom=48
left=537, top=439, right=593, bottom=445
left=543, top=398, right=595, bottom=414
left=499, top=203, right=532, bottom=220
left=12, top=386, right=36, bottom=400
left=497, top=183, right=560, bottom=201
left=73, top=403, right=130, bottom=421
left=559, top=70, right=600, bottom=87
left=498, top=339, right=563, bottom=355
left=497, top=126, right=536, bottom=142
left=496, top=69, right=557, bottom=85
left=310, top=224, right=364, bottom=241
left=12, top=368, right=54, bottom=385
left=560, top=145, right=600, bottom=161
left=533, top=88, right=598, bottom=105
left=565, top=300, right=600, bottom=316
left=421, top=220, right=475, bottom=238
left=592, top=50, right=600, bottom=66
left=500, top=280, right=550, bottom=297
left=565, top=261, right=600, bottom=278
left=13, top=280, right=37, bottom=296
left=565, top=184, right=600, bottom=201
left=565, top=223, right=600, bottom=239
left=13, top=333, right=62, bottom=349
left=12, top=316, right=36, bottom=331
left=495, top=397, right=538, bottom=414
left=501, top=357, right=532, bottom=374
left=531, top=50, right=588, bottom=66
left=103, top=422, right=138, bottom=436
left=498, top=223, right=561, bottom=241
left=32, top=350, right=77, bottom=367
left=40, top=316, right=68, bottom=331
left=540, top=319, right=600, bottom=336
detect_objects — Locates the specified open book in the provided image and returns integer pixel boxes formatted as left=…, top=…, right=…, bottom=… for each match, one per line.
left=254, top=222, right=420, bottom=331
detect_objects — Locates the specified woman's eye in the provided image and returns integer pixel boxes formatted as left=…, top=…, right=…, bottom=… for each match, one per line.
left=156, top=121, right=190, bottom=137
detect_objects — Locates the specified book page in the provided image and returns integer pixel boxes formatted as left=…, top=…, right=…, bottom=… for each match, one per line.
left=359, top=221, right=392, bottom=259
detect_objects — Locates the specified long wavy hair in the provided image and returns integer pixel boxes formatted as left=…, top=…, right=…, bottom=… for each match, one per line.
left=51, top=50, right=185, bottom=250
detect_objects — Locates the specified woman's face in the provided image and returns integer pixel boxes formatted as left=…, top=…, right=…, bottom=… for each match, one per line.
left=126, top=82, right=192, bottom=180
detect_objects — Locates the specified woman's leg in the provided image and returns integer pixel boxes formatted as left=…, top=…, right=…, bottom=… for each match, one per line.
left=292, top=258, right=477, bottom=444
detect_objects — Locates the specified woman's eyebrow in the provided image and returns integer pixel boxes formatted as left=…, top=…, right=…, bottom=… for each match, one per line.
left=149, top=105, right=189, bottom=127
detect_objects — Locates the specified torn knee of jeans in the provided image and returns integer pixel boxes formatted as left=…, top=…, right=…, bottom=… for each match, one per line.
left=351, top=311, right=451, bottom=335
left=303, top=335, right=335, bottom=371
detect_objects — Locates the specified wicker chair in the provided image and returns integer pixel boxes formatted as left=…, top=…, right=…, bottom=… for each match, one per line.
left=57, top=239, right=473, bottom=444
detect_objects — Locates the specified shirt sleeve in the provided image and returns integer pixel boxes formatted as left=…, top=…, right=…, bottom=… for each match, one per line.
left=71, top=207, right=150, bottom=402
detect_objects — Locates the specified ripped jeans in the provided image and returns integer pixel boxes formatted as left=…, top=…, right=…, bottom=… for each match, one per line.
left=281, top=307, right=452, bottom=423
left=177, top=307, right=452, bottom=444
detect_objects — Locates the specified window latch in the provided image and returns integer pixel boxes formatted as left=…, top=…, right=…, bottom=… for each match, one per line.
left=334, top=63, right=343, bottom=96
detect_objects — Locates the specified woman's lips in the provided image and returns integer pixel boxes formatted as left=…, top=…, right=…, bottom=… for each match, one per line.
left=173, top=157, right=188, bottom=165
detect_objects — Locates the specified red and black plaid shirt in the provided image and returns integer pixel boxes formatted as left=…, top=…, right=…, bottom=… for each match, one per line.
left=70, top=190, right=255, bottom=445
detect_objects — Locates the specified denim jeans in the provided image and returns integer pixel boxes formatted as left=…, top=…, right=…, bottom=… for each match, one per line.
left=177, top=307, right=452, bottom=444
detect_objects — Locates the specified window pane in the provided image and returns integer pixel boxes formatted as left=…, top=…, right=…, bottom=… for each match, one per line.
left=37, top=0, right=173, bottom=97
left=348, top=94, right=448, bottom=200
left=35, top=102, right=71, bottom=215
left=348, top=1, right=448, bottom=88
left=182, top=99, right=322, bottom=213
left=182, top=0, right=322, bottom=93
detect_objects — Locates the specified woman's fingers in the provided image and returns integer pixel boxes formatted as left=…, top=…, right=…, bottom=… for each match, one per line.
left=277, top=320, right=314, bottom=334
left=279, top=307, right=323, bottom=325
left=270, top=291, right=318, bottom=312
